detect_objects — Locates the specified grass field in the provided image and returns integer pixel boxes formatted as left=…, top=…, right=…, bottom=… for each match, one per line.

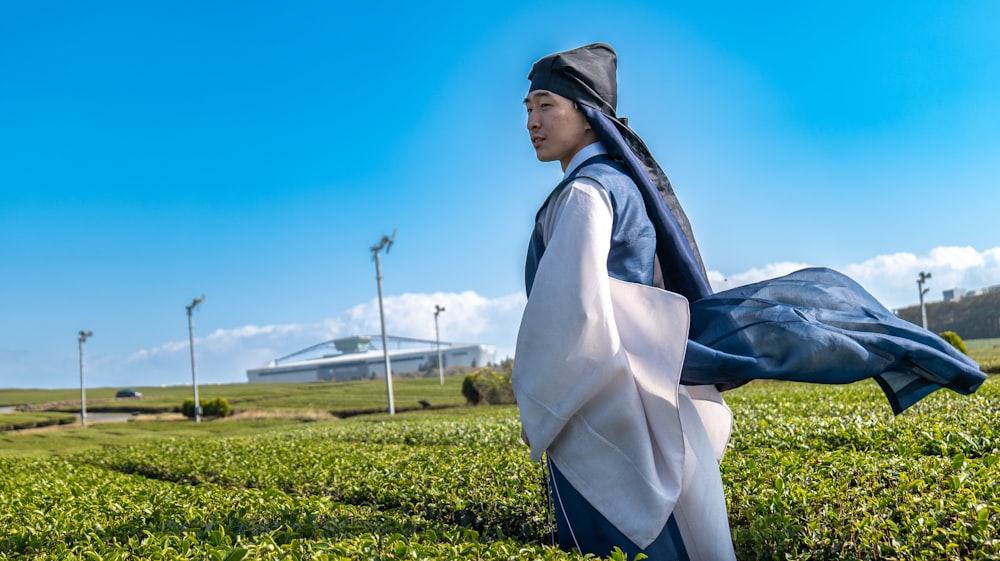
left=0, top=366, right=997, bottom=559
left=3, top=336, right=995, bottom=419
left=0, top=374, right=469, bottom=416
left=966, top=337, right=1000, bottom=372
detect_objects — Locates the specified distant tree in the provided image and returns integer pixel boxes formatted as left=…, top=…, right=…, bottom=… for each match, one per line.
left=500, top=357, right=514, bottom=374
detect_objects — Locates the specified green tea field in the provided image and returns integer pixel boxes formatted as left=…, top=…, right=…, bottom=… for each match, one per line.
left=1, top=373, right=997, bottom=559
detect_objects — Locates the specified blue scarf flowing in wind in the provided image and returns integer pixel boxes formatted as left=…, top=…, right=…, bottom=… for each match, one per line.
left=581, top=104, right=985, bottom=414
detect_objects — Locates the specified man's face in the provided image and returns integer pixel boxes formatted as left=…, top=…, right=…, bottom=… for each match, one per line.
left=524, top=90, right=596, bottom=170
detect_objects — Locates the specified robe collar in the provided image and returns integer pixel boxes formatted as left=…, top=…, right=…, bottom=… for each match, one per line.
left=563, top=142, right=609, bottom=180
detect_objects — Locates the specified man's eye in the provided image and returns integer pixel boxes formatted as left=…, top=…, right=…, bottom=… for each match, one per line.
left=540, top=103, right=551, bottom=109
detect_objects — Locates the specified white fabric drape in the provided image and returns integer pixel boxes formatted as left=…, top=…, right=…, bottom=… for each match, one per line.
left=513, top=179, right=735, bottom=557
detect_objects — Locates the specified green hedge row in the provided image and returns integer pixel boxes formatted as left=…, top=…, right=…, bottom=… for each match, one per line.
left=2, top=379, right=997, bottom=560
left=0, top=412, right=78, bottom=432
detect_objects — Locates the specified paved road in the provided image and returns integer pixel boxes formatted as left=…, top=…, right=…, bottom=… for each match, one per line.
left=83, top=412, right=134, bottom=424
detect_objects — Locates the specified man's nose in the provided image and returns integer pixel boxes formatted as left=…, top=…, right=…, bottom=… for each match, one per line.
left=526, top=112, right=540, bottom=130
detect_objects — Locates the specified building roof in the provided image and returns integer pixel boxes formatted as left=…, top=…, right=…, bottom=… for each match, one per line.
left=247, top=334, right=494, bottom=375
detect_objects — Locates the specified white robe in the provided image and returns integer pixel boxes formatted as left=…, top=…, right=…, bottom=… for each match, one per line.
left=513, top=175, right=736, bottom=558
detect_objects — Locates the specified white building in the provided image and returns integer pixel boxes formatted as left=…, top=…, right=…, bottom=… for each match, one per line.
left=943, top=288, right=968, bottom=302
left=246, top=335, right=496, bottom=384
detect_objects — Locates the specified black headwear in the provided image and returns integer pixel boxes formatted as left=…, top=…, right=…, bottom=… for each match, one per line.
left=528, top=44, right=711, bottom=300
left=528, top=43, right=618, bottom=117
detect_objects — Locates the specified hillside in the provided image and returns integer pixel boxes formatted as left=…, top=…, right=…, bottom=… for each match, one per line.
left=896, top=290, right=1000, bottom=340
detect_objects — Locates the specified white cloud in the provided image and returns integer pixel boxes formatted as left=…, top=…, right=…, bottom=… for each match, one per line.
left=338, top=291, right=526, bottom=347
left=708, top=261, right=814, bottom=292
left=840, top=246, right=1000, bottom=310
left=710, top=245, right=1000, bottom=311
left=127, top=323, right=309, bottom=363
left=119, top=291, right=527, bottom=387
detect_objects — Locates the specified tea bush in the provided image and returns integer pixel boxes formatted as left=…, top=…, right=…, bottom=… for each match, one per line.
left=2, top=379, right=997, bottom=560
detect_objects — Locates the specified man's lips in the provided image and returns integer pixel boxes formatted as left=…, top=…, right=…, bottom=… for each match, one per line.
left=531, top=136, right=544, bottom=148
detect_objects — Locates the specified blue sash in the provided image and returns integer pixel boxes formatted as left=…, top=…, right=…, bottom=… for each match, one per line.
left=682, top=267, right=985, bottom=413
left=556, top=107, right=987, bottom=412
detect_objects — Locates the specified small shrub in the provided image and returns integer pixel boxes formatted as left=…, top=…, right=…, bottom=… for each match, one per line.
left=181, top=397, right=231, bottom=419
left=461, top=368, right=515, bottom=406
left=939, top=330, right=969, bottom=355
left=207, top=397, right=231, bottom=417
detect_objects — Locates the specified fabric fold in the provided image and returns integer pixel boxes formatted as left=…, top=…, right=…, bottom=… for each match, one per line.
left=517, top=274, right=734, bottom=551
left=680, top=267, right=985, bottom=413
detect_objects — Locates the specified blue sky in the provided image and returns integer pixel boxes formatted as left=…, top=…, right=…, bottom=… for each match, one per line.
left=2, top=1, right=998, bottom=390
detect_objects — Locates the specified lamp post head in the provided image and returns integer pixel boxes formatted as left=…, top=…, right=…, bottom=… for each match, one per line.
left=371, top=230, right=397, bottom=255
left=186, top=295, right=206, bottom=314
left=435, top=305, right=445, bottom=316
left=78, top=330, right=92, bottom=343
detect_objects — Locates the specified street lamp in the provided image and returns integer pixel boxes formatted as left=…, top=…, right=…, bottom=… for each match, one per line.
left=186, top=295, right=205, bottom=423
left=917, top=271, right=932, bottom=330
left=371, top=230, right=396, bottom=415
left=434, top=305, right=445, bottom=384
left=78, top=330, right=92, bottom=427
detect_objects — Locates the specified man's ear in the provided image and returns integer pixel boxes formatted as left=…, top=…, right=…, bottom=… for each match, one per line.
left=574, top=101, right=593, bottom=132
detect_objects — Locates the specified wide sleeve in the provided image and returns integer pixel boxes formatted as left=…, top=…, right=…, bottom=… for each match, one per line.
left=512, top=180, right=624, bottom=462
left=512, top=181, right=735, bottom=554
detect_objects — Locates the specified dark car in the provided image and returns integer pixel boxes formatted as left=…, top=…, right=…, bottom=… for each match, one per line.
left=115, top=388, right=142, bottom=398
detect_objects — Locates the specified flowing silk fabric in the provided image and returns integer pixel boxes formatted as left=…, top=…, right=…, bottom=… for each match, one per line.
left=580, top=105, right=986, bottom=409
left=581, top=104, right=712, bottom=300
left=682, top=267, right=985, bottom=414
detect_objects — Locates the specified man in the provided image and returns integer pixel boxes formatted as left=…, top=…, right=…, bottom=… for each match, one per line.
left=513, top=43, right=984, bottom=560
left=514, top=43, right=737, bottom=560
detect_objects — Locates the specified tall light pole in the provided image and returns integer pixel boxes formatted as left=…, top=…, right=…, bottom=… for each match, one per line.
left=434, top=305, right=445, bottom=384
left=78, top=330, right=92, bottom=427
left=371, top=231, right=396, bottom=415
left=917, top=271, right=932, bottom=329
left=186, top=295, right=205, bottom=423
left=434, top=304, right=444, bottom=385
